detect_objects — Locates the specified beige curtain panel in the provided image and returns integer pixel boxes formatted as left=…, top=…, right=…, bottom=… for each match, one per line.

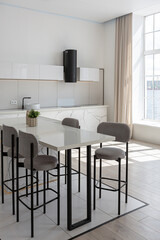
left=114, top=13, right=132, bottom=128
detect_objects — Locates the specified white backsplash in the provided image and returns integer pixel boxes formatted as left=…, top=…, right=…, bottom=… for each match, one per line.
left=57, top=98, right=75, bottom=107
left=0, top=76, right=103, bottom=109
left=39, top=81, right=58, bottom=107
left=0, top=80, right=18, bottom=109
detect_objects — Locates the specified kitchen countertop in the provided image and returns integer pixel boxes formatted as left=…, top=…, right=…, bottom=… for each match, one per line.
left=0, top=105, right=108, bottom=115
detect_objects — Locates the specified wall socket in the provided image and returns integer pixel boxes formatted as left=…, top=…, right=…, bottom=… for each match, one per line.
left=10, top=99, right=17, bottom=105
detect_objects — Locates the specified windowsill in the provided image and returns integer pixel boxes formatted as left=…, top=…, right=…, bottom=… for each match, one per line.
left=133, top=120, right=160, bottom=127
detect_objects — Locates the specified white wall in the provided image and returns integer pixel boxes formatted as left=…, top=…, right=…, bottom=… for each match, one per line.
left=104, top=19, right=116, bottom=121
left=133, top=123, right=160, bottom=145
left=0, top=5, right=104, bottom=66
left=0, top=4, right=104, bottom=109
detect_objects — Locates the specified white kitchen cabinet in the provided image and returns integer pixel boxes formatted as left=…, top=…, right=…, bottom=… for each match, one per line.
left=39, top=65, right=64, bottom=81
left=0, top=62, right=12, bottom=79
left=12, top=63, right=39, bottom=79
left=0, top=62, right=100, bottom=82
left=0, top=61, right=64, bottom=81
left=78, top=67, right=99, bottom=82
left=26, top=64, right=39, bottom=79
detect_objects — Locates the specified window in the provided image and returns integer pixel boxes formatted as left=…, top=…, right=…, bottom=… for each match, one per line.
left=145, top=13, right=160, bottom=120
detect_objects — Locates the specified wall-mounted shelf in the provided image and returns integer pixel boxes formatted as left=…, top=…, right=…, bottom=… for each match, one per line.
left=78, top=67, right=99, bottom=82
left=39, top=65, right=63, bottom=81
left=12, top=63, right=39, bottom=79
left=0, top=62, right=64, bottom=81
left=0, top=62, right=100, bottom=83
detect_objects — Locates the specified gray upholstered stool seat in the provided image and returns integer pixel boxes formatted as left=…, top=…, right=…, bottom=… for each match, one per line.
left=95, top=147, right=125, bottom=160
left=24, top=155, right=57, bottom=171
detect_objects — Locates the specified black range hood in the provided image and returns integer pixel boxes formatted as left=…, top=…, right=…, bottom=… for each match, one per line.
left=63, top=49, right=77, bottom=83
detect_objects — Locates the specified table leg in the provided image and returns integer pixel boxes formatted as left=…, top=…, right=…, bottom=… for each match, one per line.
left=1, top=130, right=4, bottom=204
left=67, top=149, right=72, bottom=230
left=67, top=145, right=91, bottom=230
left=87, top=145, right=91, bottom=221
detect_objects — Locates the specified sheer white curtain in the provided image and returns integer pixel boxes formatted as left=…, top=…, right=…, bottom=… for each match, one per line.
left=114, top=13, right=132, bottom=128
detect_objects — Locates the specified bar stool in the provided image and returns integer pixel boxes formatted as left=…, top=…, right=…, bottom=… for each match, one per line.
left=1, top=125, right=27, bottom=215
left=93, top=122, right=130, bottom=215
left=16, top=130, right=60, bottom=238
left=48, top=117, right=81, bottom=192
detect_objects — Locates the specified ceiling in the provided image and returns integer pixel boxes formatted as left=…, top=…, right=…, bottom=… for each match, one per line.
left=1, top=0, right=160, bottom=23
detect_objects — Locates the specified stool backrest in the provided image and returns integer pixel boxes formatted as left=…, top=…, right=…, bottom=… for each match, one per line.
left=2, top=124, right=18, bottom=148
left=97, top=122, right=130, bottom=143
left=62, top=117, right=80, bottom=129
left=19, top=131, right=38, bottom=158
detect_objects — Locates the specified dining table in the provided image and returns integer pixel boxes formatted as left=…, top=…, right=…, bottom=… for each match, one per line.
left=0, top=116, right=115, bottom=230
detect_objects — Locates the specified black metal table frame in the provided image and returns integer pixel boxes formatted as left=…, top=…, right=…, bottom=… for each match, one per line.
left=66, top=145, right=91, bottom=230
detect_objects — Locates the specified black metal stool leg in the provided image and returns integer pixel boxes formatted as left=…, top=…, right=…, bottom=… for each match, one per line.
left=26, top=169, right=28, bottom=197
left=57, top=159, right=60, bottom=225
left=78, top=147, right=80, bottom=192
left=47, top=148, right=49, bottom=189
left=118, top=158, right=121, bottom=215
left=16, top=137, right=19, bottom=222
left=125, top=142, right=128, bottom=203
left=47, top=171, right=49, bottom=188
left=31, top=143, right=34, bottom=238
left=99, top=143, right=102, bottom=199
left=36, top=171, right=39, bottom=206
left=93, top=155, right=96, bottom=210
left=1, top=130, right=4, bottom=204
left=65, top=150, right=67, bottom=184
left=11, top=135, right=15, bottom=215
left=43, top=171, right=46, bottom=214
left=99, top=159, right=102, bottom=198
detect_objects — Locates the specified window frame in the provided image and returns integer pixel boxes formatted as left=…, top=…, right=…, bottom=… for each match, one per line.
left=144, top=12, right=160, bottom=121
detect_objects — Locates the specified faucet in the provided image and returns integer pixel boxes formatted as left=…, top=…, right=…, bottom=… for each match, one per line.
left=22, top=97, right=31, bottom=110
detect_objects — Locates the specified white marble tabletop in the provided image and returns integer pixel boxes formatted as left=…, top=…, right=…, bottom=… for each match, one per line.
left=0, top=116, right=114, bottom=151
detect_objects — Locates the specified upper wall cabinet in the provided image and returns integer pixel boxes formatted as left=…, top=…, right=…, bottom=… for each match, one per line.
left=0, top=62, right=12, bottom=79
left=39, top=65, right=64, bottom=81
left=0, top=62, right=64, bottom=81
left=78, top=67, right=99, bottom=82
left=12, top=63, right=39, bottom=79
